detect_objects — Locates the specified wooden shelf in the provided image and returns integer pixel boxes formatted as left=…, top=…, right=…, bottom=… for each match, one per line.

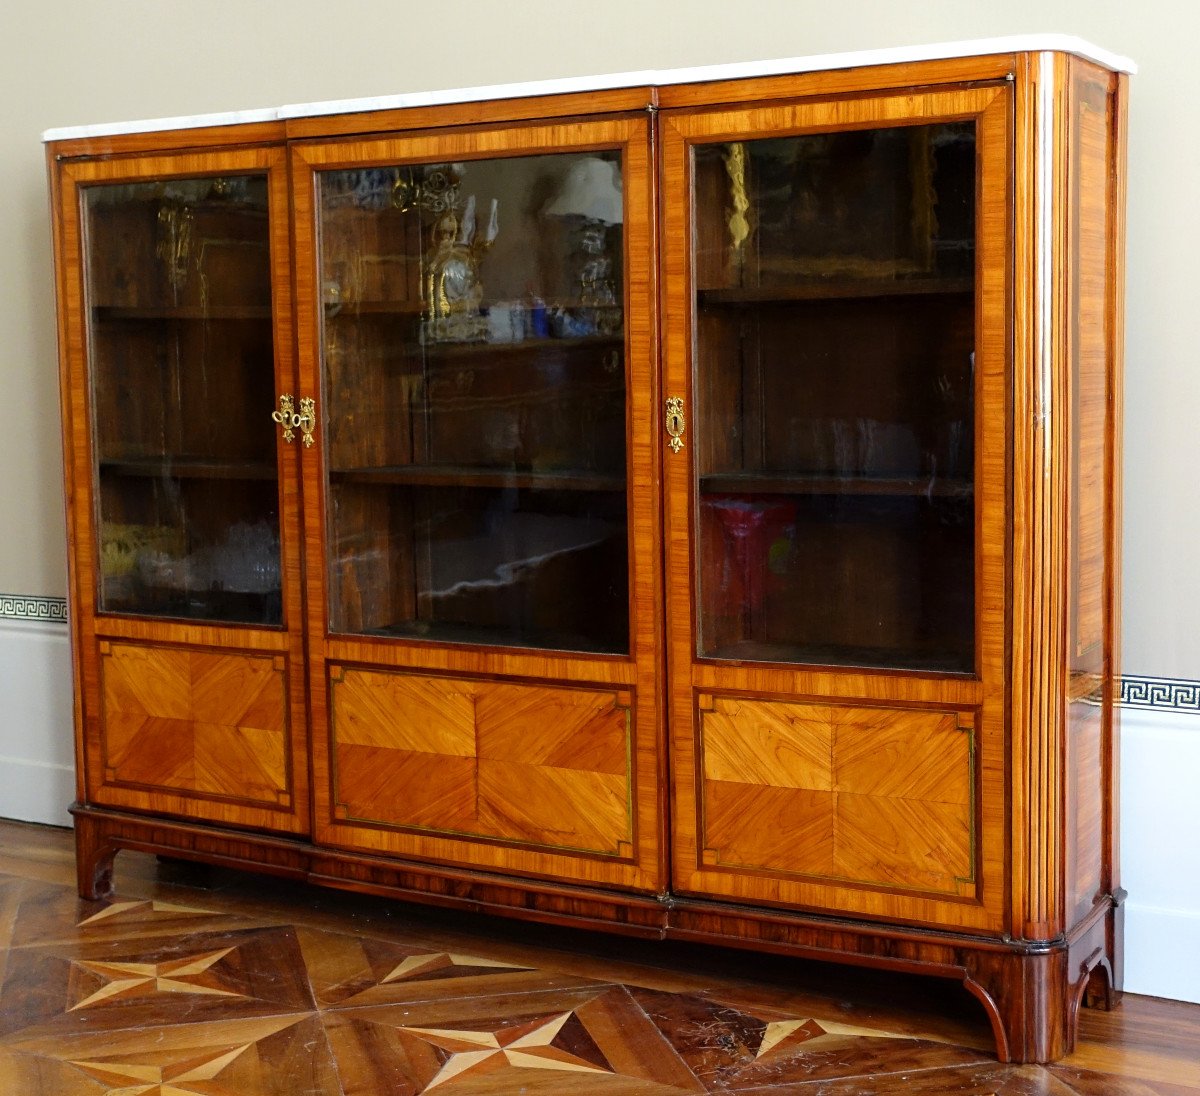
left=415, top=335, right=623, bottom=358
left=697, top=277, right=974, bottom=306
left=701, top=637, right=972, bottom=674
left=326, top=298, right=622, bottom=316
left=358, top=619, right=623, bottom=655
left=324, top=299, right=424, bottom=316
left=330, top=464, right=626, bottom=492
left=99, top=456, right=277, bottom=481
left=700, top=472, right=973, bottom=499
left=324, top=310, right=623, bottom=353
left=92, top=305, right=271, bottom=321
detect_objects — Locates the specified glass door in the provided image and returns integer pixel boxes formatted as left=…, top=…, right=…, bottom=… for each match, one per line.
left=292, top=116, right=664, bottom=893
left=315, top=151, right=629, bottom=653
left=59, top=146, right=309, bottom=834
left=692, top=123, right=976, bottom=672
left=661, top=84, right=1011, bottom=931
left=84, top=172, right=283, bottom=624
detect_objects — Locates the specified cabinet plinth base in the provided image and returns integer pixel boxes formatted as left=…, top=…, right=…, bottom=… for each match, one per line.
left=71, top=804, right=1123, bottom=1064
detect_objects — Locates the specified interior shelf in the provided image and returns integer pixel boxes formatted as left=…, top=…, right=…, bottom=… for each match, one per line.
left=356, top=618, right=623, bottom=656
left=696, top=277, right=974, bottom=306
left=99, top=456, right=277, bottom=481
left=701, top=637, right=972, bottom=674
left=323, top=308, right=623, bottom=352
left=699, top=472, right=973, bottom=498
left=92, top=305, right=272, bottom=321
left=330, top=464, right=626, bottom=492
left=416, top=335, right=623, bottom=358
left=323, top=299, right=423, bottom=316
left=326, top=298, right=621, bottom=316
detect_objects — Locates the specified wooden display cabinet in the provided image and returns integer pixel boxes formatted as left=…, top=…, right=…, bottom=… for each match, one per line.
left=47, top=39, right=1131, bottom=1063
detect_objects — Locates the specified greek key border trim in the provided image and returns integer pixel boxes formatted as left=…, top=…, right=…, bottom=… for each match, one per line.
left=1120, top=675, right=1200, bottom=713
left=0, top=593, right=69, bottom=623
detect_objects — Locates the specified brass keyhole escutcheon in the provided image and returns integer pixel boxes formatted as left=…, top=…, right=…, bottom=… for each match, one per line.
left=295, top=397, right=317, bottom=448
left=272, top=394, right=318, bottom=447
left=665, top=396, right=686, bottom=454
left=272, top=394, right=297, bottom=443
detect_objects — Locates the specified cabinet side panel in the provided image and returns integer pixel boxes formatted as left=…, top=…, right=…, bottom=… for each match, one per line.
left=1065, top=60, right=1121, bottom=929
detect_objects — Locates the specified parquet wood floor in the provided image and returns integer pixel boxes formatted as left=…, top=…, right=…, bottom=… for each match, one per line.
left=0, top=819, right=1196, bottom=1093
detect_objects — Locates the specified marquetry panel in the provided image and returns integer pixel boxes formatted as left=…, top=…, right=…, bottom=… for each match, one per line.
left=98, top=642, right=289, bottom=807
left=698, top=696, right=975, bottom=896
left=329, top=667, right=634, bottom=858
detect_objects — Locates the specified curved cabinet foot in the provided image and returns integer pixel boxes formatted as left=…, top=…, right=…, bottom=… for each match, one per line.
left=1083, top=889, right=1126, bottom=1012
left=963, top=948, right=1071, bottom=1063
left=73, top=807, right=117, bottom=900
left=962, top=902, right=1124, bottom=1063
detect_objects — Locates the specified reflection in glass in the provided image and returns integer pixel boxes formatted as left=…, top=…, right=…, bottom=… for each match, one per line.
left=318, top=151, right=629, bottom=653
left=694, top=123, right=977, bottom=671
left=84, top=176, right=282, bottom=624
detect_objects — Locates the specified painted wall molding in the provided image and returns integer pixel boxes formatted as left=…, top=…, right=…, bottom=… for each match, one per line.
left=1121, top=674, right=1200, bottom=713
left=0, top=592, right=68, bottom=623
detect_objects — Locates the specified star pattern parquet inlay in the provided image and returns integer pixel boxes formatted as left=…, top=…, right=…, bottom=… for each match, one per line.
left=0, top=821, right=1197, bottom=1094
left=68, top=946, right=243, bottom=1010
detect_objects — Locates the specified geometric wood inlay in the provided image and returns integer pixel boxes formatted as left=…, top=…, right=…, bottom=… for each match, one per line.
left=397, top=1010, right=613, bottom=1089
left=68, top=947, right=242, bottom=1010
left=0, top=819, right=1174, bottom=1092
left=330, top=667, right=633, bottom=857
left=100, top=642, right=288, bottom=805
left=699, top=695, right=974, bottom=895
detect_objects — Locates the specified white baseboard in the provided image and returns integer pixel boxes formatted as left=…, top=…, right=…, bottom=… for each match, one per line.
left=0, top=618, right=75, bottom=827
left=1119, top=704, right=1200, bottom=1003
left=0, top=754, right=74, bottom=828
left=1124, top=901, right=1200, bottom=1004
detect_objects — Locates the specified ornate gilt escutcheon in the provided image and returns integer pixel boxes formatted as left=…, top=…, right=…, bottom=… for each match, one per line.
left=296, top=397, right=317, bottom=448
left=272, top=394, right=297, bottom=443
left=665, top=396, right=686, bottom=454
left=272, top=395, right=317, bottom=447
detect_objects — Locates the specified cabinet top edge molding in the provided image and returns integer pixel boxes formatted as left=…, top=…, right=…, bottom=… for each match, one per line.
left=42, top=34, right=1134, bottom=144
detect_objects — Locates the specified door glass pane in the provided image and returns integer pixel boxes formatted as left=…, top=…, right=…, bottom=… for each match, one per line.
left=693, top=123, right=976, bottom=671
left=319, top=152, right=628, bottom=653
left=84, top=176, right=282, bottom=625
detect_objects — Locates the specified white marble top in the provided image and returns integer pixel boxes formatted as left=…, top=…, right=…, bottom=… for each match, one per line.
left=42, top=35, right=1136, bottom=143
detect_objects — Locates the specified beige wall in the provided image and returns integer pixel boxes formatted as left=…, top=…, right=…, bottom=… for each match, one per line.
left=4, top=0, right=1194, bottom=677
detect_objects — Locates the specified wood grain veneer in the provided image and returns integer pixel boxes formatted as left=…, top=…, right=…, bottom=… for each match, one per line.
left=696, top=696, right=976, bottom=897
